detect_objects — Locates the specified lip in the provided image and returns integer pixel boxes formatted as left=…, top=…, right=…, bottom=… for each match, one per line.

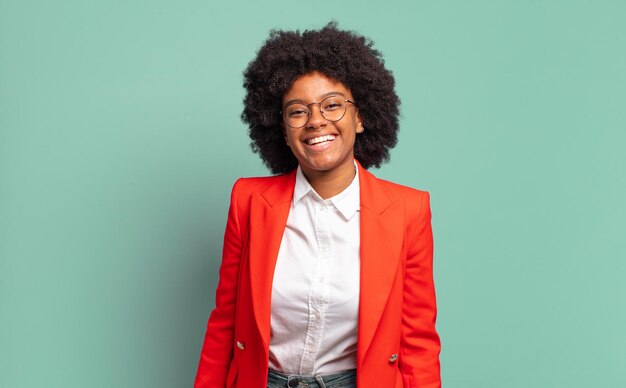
left=302, top=133, right=337, bottom=152
left=304, top=139, right=334, bottom=152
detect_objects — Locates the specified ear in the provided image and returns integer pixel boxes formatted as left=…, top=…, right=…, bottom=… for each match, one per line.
left=355, top=112, right=364, bottom=133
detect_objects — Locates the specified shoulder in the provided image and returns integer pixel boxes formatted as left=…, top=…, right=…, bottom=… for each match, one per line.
left=365, top=173, right=433, bottom=243
left=224, top=172, right=294, bottom=229
left=231, top=173, right=292, bottom=195
left=228, top=170, right=296, bottom=209
left=366, top=170, right=430, bottom=206
left=362, top=169, right=431, bottom=230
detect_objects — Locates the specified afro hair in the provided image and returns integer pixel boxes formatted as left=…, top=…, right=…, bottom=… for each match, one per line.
left=241, top=22, right=400, bottom=174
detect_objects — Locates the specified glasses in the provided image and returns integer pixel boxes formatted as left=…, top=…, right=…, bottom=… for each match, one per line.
left=282, top=96, right=357, bottom=128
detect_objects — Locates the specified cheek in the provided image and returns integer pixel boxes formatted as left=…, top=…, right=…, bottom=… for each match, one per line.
left=285, top=132, right=300, bottom=149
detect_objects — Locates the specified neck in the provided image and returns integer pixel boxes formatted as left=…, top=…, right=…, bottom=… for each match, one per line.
left=301, top=159, right=357, bottom=199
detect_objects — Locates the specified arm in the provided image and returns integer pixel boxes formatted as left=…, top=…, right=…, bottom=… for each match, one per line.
left=194, top=179, right=244, bottom=388
left=399, top=191, right=441, bottom=388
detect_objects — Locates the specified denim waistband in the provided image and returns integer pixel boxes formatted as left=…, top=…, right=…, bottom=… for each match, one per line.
left=267, top=369, right=357, bottom=388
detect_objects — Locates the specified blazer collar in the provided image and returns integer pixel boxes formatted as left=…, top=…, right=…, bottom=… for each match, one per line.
left=257, top=159, right=394, bottom=212
left=356, top=159, right=395, bottom=215
left=259, top=169, right=296, bottom=207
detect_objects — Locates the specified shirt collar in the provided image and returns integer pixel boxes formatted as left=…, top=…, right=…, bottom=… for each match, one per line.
left=293, top=162, right=361, bottom=220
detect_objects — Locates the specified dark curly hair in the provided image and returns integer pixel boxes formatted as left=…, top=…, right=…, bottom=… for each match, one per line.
left=241, top=22, right=400, bottom=174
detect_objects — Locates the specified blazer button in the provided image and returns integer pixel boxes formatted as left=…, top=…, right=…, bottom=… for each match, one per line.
left=388, top=353, right=398, bottom=363
left=236, top=341, right=245, bottom=350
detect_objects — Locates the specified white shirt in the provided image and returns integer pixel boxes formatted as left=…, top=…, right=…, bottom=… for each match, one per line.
left=268, top=164, right=361, bottom=375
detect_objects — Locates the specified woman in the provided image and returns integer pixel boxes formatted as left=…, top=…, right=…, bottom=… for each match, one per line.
left=195, top=23, right=440, bottom=388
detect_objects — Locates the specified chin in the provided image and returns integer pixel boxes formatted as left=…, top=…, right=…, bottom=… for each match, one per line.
left=302, top=157, right=351, bottom=173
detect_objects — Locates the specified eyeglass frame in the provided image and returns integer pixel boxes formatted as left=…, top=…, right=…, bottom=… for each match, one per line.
left=280, top=96, right=357, bottom=129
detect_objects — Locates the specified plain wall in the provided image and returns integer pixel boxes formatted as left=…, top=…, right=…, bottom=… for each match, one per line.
left=1, top=1, right=625, bottom=387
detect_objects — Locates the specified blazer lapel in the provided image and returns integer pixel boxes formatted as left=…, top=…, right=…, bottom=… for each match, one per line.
left=357, top=161, right=405, bottom=367
left=247, top=171, right=295, bottom=349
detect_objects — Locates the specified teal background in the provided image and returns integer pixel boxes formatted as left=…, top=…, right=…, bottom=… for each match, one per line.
left=1, top=1, right=625, bottom=387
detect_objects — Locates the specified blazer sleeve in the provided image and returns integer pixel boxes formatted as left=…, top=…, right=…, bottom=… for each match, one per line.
left=399, top=191, right=441, bottom=388
left=194, top=179, right=244, bottom=388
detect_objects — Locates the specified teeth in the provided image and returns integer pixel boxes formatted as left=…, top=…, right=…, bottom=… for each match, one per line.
left=306, top=135, right=336, bottom=145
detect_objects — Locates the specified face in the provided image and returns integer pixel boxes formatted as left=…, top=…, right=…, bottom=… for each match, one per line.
left=281, top=71, right=363, bottom=178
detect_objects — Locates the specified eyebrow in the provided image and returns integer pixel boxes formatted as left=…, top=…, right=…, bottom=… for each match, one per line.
left=283, top=91, right=347, bottom=106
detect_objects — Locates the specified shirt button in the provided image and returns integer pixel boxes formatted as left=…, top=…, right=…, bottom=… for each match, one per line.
left=389, top=353, right=398, bottom=363
left=236, top=341, right=245, bottom=350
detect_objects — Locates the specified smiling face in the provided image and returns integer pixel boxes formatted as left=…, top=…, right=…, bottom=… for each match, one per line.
left=282, top=71, right=363, bottom=180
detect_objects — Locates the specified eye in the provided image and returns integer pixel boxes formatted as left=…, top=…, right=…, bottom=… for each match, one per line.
left=322, top=98, right=344, bottom=111
left=285, top=104, right=308, bottom=117
left=288, top=108, right=308, bottom=117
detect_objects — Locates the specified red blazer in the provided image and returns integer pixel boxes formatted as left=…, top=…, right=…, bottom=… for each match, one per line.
left=195, top=161, right=440, bottom=388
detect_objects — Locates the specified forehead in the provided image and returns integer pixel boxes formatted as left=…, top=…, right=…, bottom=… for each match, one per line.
left=282, top=71, right=352, bottom=104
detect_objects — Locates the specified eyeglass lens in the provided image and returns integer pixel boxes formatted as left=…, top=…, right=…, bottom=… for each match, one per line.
left=283, top=96, right=349, bottom=128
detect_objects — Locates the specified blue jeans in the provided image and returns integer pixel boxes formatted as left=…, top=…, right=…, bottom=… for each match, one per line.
left=267, top=369, right=357, bottom=388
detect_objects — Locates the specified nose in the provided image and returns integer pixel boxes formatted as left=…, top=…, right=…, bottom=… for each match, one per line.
left=306, top=104, right=327, bottom=129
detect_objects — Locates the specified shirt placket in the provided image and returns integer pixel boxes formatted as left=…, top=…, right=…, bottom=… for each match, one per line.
left=299, top=197, right=333, bottom=374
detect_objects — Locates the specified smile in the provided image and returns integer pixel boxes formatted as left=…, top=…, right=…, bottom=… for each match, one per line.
left=305, top=134, right=336, bottom=145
